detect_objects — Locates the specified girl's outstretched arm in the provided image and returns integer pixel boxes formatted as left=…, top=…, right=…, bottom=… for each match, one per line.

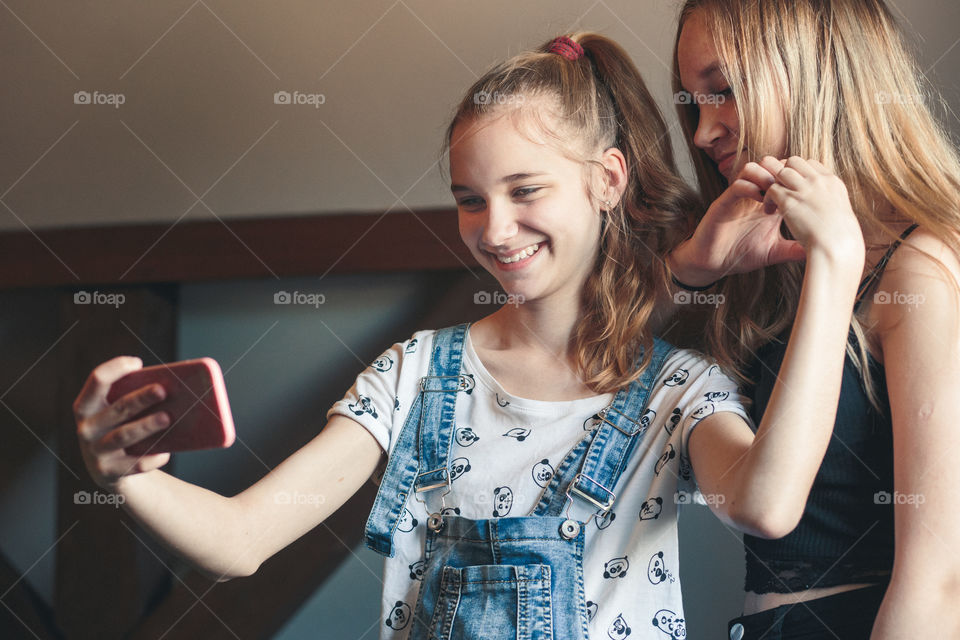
left=868, top=230, right=960, bottom=639
left=686, top=156, right=865, bottom=539
left=75, top=358, right=383, bottom=580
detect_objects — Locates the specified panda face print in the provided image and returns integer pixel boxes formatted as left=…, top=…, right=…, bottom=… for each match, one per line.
left=457, top=374, right=475, bottom=394
left=408, top=560, right=425, bottom=581
left=531, top=459, right=554, bottom=487
left=440, top=506, right=460, bottom=517
left=703, top=390, right=729, bottom=402
left=455, top=427, right=479, bottom=447
left=655, top=444, right=676, bottom=475
left=602, top=555, right=629, bottom=579
left=639, top=497, right=663, bottom=520
left=652, top=609, right=686, bottom=638
left=707, top=364, right=721, bottom=376
left=449, top=457, right=472, bottom=481
left=640, top=409, right=656, bottom=431
left=678, top=454, right=692, bottom=481
left=492, top=486, right=513, bottom=517
left=397, top=507, right=418, bottom=532
left=348, top=395, right=378, bottom=419
left=665, top=408, right=683, bottom=435
left=404, top=338, right=418, bottom=354
left=371, top=355, right=394, bottom=372
left=690, top=402, right=716, bottom=421
left=584, top=413, right=602, bottom=431
left=607, top=613, right=632, bottom=639
left=385, top=601, right=412, bottom=630
left=496, top=393, right=510, bottom=407
left=647, top=551, right=667, bottom=585
left=586, top=600, right=598, bottom=622
left=594, top=510, right=616, bottom=530
left=394, top=396, right=400, bottom=411
left=664, top=369, right=689, bottom=387
left=503, top=427, right=531, bottom=442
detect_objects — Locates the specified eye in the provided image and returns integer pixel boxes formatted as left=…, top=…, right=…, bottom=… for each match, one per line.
left=457, top=196, right=484, bottom=210
left=513, top=186, right=541, bottom=198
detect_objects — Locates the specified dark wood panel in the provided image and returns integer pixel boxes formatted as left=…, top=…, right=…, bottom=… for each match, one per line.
left=0, top=210, right=475, bottom=289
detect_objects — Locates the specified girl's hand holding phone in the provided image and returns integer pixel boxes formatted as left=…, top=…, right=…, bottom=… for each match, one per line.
left=74, top=356, right=235, bottom=490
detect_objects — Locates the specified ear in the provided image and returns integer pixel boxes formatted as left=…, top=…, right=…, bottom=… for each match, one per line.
left=597, top=146, right=628, bottom=208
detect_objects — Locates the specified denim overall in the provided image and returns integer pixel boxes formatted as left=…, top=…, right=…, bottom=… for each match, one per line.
left=365, top=324, right=675, bottom=640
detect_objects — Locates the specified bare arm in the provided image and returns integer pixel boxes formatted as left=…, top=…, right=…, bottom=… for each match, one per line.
left=868, top=231, right=960, bottom=638
left=74, top=357, right=383, bottom=580
left=685, top=156, right=865, bottom=538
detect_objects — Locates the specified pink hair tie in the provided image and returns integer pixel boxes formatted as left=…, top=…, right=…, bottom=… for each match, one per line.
left=547, top=36, right=584, bottom=61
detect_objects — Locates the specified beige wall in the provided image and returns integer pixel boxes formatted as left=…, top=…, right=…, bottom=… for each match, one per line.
left=3, top=0, right=957, bottom=232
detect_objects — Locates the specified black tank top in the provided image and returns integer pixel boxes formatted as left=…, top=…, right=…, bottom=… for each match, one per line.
left=743, top=224, right=919, bottom=593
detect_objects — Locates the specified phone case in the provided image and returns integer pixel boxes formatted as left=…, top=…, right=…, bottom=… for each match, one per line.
left=106, top=358, right=236, bottom=456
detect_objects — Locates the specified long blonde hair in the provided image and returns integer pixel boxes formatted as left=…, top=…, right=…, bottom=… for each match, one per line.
left=445, top=33, right=701, bottom=393
left=673, top=0, right=960, bottom=402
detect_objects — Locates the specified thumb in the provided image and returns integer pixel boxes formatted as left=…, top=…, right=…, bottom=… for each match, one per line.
left=768, top=240, right=806, bottom=265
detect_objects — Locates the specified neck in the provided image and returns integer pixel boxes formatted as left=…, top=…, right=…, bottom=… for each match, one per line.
left=482, top=288, right=582, bottom=361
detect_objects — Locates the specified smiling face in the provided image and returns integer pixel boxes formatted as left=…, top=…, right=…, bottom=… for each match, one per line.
left=676, top=9, right=787, bottom=181
left=449, top=104, right=615, bottom=306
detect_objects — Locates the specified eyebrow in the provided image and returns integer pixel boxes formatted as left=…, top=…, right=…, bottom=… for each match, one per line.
left=450, top=172, right=548, bottom=193
left=700, top=62, right=722, bottom=79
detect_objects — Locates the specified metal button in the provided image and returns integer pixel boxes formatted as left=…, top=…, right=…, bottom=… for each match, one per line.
left=729, top=622, right=744, bottom=640
left=559, top=519, right=580, bottom=539
left=427, top=513, right=444, bottom=532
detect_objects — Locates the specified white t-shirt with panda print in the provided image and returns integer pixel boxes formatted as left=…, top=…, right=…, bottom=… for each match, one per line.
left=327, top=328, right=753, bottom=640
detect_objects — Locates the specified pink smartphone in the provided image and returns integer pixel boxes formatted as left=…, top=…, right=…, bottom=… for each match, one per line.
left=106, top=357, right=236, bottom=456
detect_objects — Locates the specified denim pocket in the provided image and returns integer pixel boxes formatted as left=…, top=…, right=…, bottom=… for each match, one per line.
left=427, top=564, right=554, bottom=640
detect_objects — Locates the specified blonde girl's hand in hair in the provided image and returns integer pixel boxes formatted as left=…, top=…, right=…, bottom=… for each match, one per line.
left=666, top=159, right=807, bottom=286
left=758, top=156, right=865, bottom=267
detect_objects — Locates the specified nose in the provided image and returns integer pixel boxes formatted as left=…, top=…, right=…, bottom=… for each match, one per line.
left=480, top=198, right=519, bottom=248
left=693, top=103, right=727, bottom=152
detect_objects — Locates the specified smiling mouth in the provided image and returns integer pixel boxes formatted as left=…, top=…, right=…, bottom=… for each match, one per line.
left=494, top=243, right=541, bottom=264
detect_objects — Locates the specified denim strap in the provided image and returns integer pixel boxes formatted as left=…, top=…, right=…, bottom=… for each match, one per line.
left=363, top=324, right=468, bottom=557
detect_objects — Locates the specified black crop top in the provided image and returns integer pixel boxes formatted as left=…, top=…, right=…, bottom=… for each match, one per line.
left=743, top=224, right=919, bottom=593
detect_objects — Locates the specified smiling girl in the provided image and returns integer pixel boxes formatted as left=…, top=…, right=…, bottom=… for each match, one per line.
left=76, top=31, right=865, bottom=639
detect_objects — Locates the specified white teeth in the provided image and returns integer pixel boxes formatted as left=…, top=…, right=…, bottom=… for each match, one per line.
left=496, top=244, right=540, bottom=264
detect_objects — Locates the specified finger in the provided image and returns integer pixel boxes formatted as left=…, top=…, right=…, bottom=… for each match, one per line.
left=758, top=156, right=786, bottom=178
left=91, top=410, right=171, bottom=455
left=110, top=452, right=172, bottom=478
left=727, top=177, right=766, bottom=204
left=73, top=356, right=143, bottom=419
left=80, top=383, right=167, bottom=443
left=783, top=156, right=818, bottom=180
left=763, top=183, right=789, bottom=215
left=774, top=166, right=806, bottom=191
left=732, top=162, right=777, bottom=200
